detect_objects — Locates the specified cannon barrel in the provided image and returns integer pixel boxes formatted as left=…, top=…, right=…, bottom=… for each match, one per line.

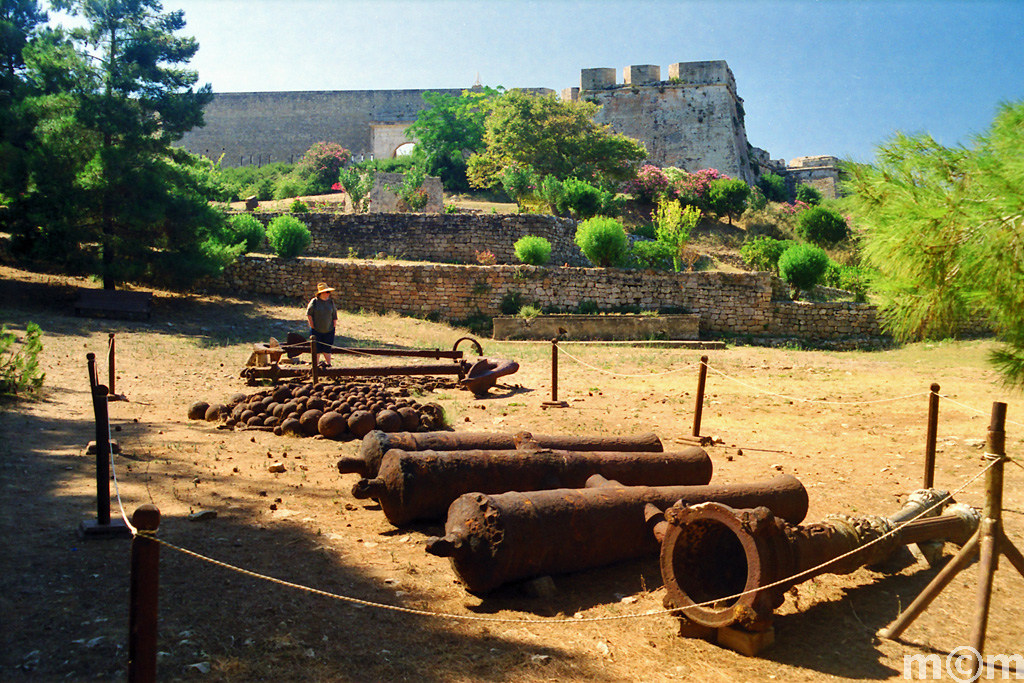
left=339, top=430, right=665, bottom=477
left=353, top=446, right=713, bottom=526
left=658, top=496, right=979, bottom=632
left=425, top=474, right=807, bottom=593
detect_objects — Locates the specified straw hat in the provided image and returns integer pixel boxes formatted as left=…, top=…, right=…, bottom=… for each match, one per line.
left=316, top=282, right=335, bottom=295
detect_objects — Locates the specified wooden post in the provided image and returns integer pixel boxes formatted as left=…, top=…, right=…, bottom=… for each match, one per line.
left=128, top=505, right=160, bottom=683
left=542, top=337, right=568, bottom=408
left=968, top=402, right=1006, bottom=676
left=879, top=401, right=1024, bottom=679
left=79, top=354, right=130, bottom=538
left=692, top=355, right=708, bottom=438
left=108, top=333, right=117, bottom=397
left=923, top=383, right=940, bottom=488
left=310, top=336, right=318, bottom=384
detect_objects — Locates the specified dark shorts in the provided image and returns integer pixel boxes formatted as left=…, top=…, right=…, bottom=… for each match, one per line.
left=310, top=328, right=335, bottom=355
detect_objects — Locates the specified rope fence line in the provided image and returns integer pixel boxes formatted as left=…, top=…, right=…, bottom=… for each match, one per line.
left=938, top=393, right=1024, bottom=430
left=702, top=363, right=929, bottom=405
left=109, top=441, right=1010, bottom=627
left=557, top=346, right=696, bottom=378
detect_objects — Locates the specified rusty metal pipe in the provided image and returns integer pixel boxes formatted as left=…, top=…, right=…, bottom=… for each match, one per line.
left=340, top=430, right=665, bottom=477
left=658, top=499, right=980, bottom=631
left=354, top=446, right=714, bottom=526
left=425, top=474, right=807, bottom=593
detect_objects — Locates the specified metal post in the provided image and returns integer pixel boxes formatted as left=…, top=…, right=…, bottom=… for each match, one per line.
left=128, top=505, right=160, bottom=683
left=310, top=336, right=318, bottom=384
left=542, top=337, right=567, bottom=408
left=923, top=383, right=940, bottom=488
left=692, top=355, right=708, bottom=438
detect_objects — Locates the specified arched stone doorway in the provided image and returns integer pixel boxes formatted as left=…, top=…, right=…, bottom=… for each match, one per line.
left=370, top=123, right=416, bottom=160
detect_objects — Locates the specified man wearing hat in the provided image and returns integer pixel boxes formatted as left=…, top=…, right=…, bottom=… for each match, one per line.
left=306, top=282, right=338, bottom=367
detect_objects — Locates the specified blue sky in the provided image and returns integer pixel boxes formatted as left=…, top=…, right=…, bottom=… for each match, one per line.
left=156, top=0, right=1023, bottom=164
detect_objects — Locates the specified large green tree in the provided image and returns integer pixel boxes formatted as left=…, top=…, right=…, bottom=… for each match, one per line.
left=845, top=101, right=1024, bottom=388
left=404, top=87, right=499, bottom=193
left=0, top=0, right=48, bottom=198
left=6, top=0, right=227, bottom=289
left=466, top=89, right=646, bottom=190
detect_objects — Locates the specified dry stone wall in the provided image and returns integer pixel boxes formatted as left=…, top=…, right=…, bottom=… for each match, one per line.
left=249, top=212, right=585, bottom=266
left=204, top=255, right=886, bottom=342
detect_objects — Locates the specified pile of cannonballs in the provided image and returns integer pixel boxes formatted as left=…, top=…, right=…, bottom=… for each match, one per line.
left=188, top=381, right=445, bottom=439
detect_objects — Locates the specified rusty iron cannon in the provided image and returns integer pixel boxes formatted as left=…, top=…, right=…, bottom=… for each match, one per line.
left=425, top=474, right=808, bottom=593
left=352, top=446, right=714, bottom=526
left=653, top=492, right=979, bottom=652
left=242, top=334, right=517, bottom=395
left=339, top=429, right=665, bottom=478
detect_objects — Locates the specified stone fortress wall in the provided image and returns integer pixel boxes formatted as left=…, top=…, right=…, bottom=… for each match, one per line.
left=247, top=212, right=588, bottom=266
left=177, top=59, right=838, bottom=193
left=203, top=255, right=882, bottom=343
left=566, top=61, right=757, bottom=184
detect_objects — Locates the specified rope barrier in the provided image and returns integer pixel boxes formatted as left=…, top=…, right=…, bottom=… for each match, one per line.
left=557, top=346, right=694, bottom=378
left=702, top=363, right=930, bottom=405
left=938, top=393, right=1024, bottom=429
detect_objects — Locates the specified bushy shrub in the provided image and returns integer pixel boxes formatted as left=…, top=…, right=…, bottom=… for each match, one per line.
left=575, top=216, right=629, bottom=267
left=797, top=206, right=848, bottom=247
left=514, top=235, right=552, bottom=266
left=500, top=165, right=538, bottom=205
left=538, top=175, right=565, bottom=215
left=475, top=250, right=497, bottom=265
left=654, top=198, right=701, bottom=271
left=630, top=240, right=675, bottom=270
left=778, top=243, right=829, bottom=298
left=338, top=167, right=376, bottom=213
left=740, top=236, right=792, bottom=273
left=632, top=222, right=656, bottom=239
left=298, top=142, right=351, bottom=194
left=518, top=304, right=541, bottom=319
left=706, top=178, right=751, bottom=225
left=795, top=184, right=823, bottom=205
left=273, top=175, right=309, bottom=200
left=561, top=177, right=604, bottom=219
left=746, top=185, right=767, bottom=212
left=757, top=172, right=789, bottom=203
left=500, top=291, right=524, bottom=315
left=290, top=199, right=309, bottom=213
left=266, top=215, right=312, bottom=258
left=823, top=262, right=870, bottom=302
left=669, top=167, right=727, bottom=211
left=227, top=214, right=266, bottom=253
left=1, top=323, right=45, bottom=398
left=627, top=164, right=670, bottom=203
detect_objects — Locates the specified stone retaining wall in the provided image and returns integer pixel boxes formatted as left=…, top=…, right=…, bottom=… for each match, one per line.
left=205, top=255, right=886, bottom=341
left=247, top=212, right=585, bottom=266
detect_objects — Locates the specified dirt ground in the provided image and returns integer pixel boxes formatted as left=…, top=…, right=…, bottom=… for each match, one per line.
left=1, top=263, right=1023, bottom=683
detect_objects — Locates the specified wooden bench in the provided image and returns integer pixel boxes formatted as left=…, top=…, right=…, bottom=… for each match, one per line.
left=74, top=289, right=153, bottom=321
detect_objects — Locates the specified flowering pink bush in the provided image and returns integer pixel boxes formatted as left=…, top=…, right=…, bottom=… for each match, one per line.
left=330, top=182, right=343, bottom=192
left=626, top=164, right=670, bottom=202
left=475, top=250, right=497, bottom=265
left=671, top=168, right=729, bottom=203
left=778, top=200, right=810, bottom=215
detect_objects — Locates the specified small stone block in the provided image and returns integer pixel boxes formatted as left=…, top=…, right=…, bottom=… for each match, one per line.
left=77, top=518, right=132, bottom=540
left=86, top=439, right=120, bottom=454
left=717, top=625, right=775, bottom=657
